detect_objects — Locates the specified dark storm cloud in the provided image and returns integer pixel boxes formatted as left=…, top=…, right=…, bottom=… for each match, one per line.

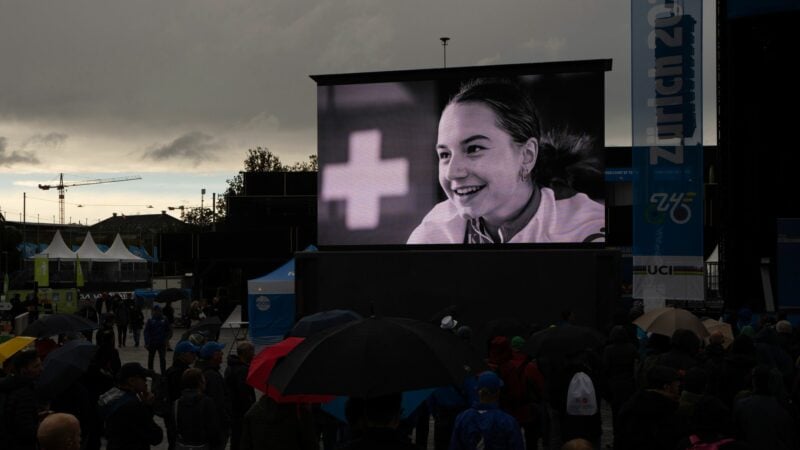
left=0, top=137, right=40, bottom=167
left=23, top=132, right=68, bottom=148
left=144, top=131, right=221, bottom=166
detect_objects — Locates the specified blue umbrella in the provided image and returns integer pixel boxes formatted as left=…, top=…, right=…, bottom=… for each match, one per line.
left=289, top=309, right=362, bottom=338
left=321, top=388, right=436, bottom=423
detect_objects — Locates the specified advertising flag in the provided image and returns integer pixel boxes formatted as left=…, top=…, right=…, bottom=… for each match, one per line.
left=632, top=0, right=704, bottom=301
left=76, top=255, right=84, bottom=288
left=34, top=256, right=49, bottom=287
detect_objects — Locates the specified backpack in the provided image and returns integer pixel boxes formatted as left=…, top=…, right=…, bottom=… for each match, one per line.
left=687, top=435, right=735, bottom=450
left=565, top=371, right=597, bottom=416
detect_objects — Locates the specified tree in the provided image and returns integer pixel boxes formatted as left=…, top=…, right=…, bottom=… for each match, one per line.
left=183, top=207, right=213, bottom=227
left=215, top=148, right=316, bottom=222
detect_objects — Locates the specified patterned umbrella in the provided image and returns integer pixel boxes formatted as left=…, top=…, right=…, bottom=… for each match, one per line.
left=633, top=307, right=709, bottom=339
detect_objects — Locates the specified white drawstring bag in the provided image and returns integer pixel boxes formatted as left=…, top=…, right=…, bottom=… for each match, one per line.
left=565, top=371, right=597, bottom=416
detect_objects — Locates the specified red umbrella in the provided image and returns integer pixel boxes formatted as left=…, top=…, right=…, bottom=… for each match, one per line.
left=246, top=337, right=333, bottom=404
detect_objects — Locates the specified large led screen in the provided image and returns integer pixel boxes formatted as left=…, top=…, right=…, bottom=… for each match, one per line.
left=315, top=60, right=610, bottom=246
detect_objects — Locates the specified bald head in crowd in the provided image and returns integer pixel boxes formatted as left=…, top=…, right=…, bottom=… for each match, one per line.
left=38, top=413, right=81, bottom=450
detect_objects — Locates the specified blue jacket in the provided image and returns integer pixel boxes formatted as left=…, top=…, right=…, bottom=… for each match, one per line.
left=450, top=402, right=524, bottom=450
left=143, top=316, right=169, bottom=347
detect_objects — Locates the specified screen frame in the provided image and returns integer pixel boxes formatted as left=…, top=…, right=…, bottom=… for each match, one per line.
left=313, top=59, right=613, bottom=251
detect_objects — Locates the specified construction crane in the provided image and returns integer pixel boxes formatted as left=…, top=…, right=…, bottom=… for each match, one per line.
left=38, top=173, right=142, bottom=224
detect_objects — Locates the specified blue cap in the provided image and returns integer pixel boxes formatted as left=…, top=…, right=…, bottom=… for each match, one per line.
left=199, top=341, right=225, bottom=359
left=175, top=340, right=199, bottom=355
left=477, top=371, right=504, bottom=391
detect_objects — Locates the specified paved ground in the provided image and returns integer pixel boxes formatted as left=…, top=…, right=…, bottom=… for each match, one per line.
left=114, top=324, right=613, bottom=450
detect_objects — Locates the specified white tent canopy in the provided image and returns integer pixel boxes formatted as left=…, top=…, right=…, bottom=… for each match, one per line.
left=104, top=234, right=146, bottom=262
left=75, top=231, right=107, bottom=260
left=33, top=230, right=76, bottom=260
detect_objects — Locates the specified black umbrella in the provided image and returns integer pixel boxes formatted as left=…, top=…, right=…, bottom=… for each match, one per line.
left=155, top=288, right=187, bottom=303
left=522, top=324, right=605, bottom=359
left=481, top=317, right=530, bottom=341
left=289, top=309, right=362, bottom=337
left=180, top=316, right=222, bottom=342
left=22, top=314, right=99, bottom=338
left=37, top=339, right=97, bottom=399
left=269, top=316, right=486, bottom=398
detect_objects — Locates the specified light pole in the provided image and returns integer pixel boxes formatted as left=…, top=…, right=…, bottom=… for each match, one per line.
left=200, top=188, right=206, bottom=224
left=440, top=37, right=450, bottom=68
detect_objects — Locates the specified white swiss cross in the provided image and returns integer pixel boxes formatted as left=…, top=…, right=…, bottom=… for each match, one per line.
left=321, top=129, right=409, bottom=230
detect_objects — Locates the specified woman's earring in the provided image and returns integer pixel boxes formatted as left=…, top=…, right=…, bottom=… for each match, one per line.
left=519, top=167, right=529, bottom=182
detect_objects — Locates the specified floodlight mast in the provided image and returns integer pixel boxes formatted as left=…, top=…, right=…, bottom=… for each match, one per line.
left=440, top=37, right=450, bottom=68
left=38, top=173, right=142, bottom=224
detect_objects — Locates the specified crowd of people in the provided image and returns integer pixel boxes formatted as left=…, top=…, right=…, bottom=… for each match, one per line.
left=1, top=303, right=799, bottom=450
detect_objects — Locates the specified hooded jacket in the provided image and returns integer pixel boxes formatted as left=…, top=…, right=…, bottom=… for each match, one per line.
left=98, top=386, right=163, bottom=450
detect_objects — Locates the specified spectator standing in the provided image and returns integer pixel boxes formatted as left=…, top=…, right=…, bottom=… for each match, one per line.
left=195, top=342, right=231, bottom=450
left=240, top=393, right=318, bottom=450
left=174, top=368, right=221, bottom=450
left=338, top=393, right=417, bottom=450
left=98, top=362, right=163, bottom=450
left=733, top=364, right=797, bottom=450
left=37, top=413, right=81, bottom=450
left=129, top=301, right=145, bottom=348
left=114, top=298, right=130, bottom=347
left=224, top=342, right=256, bottom=450
left=614, top=365, right=683, bottom=450
left=144, top=305, right=170, bottom=374
left=164, top=341, right=200, bottom=450
left=0, top=349, right=45, bottom=450
left=449, top=371, right=524, bottom=450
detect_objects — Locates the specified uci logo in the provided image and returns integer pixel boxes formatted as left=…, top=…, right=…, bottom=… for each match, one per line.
left=645, top=192, right=695, bottom=225
left=256, top=295, right=271, bottom=312
left=646, top=265, right=674, bottom=275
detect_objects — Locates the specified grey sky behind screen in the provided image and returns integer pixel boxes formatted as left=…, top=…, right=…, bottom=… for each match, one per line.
left=0, top=0, right=716, bottom=224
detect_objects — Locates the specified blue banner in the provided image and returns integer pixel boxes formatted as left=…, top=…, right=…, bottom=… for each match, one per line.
left=632, top=0, right=704, bottom=301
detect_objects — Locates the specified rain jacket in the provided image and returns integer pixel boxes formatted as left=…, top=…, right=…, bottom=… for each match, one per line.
left=450, top=402, right=524, bottom=450
left=174, top=389, right=221, bottom=447
left=0, top=375, right=40, bottom=450
left=144, top=315, right=170, bottom=348
left=98, top=387, right=163, bottom=450
left=240, top=396, right=317, bottom=450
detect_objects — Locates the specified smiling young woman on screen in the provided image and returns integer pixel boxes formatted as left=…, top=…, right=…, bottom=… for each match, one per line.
left=407, top=78, right=605, bottom=244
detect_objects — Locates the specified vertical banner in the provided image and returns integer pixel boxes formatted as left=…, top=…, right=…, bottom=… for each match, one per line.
left=632, top=1, right=704, bottom=301
left=76, top=255, right=85, bottom=288
left=34, top=256, right=49, bottom=287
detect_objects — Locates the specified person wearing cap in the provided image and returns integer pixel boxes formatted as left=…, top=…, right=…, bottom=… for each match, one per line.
left=164, top=341, right=200, bottom=450
left=613, top=365, right=683, bottom=450
left=144, top=305, right=171, bottom=374
left=195, top=341, right=230, bottom=450
left=98, top=362, right=163, bottom=450
left=441, top=315, right=459, bottom=332
left=224, top=342, right=256, bottom=450
left=450, top=371, right=524, bottom=450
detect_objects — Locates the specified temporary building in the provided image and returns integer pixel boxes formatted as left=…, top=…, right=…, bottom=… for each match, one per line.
left=247, top=246, right=316, bottom=345
left=247, top=257, right=296, bottom=345
left=32, top=230, right=76, bottom=260
left=74, top=231, right=107, bottom=260
left=104, top=234, right=146, bottom=262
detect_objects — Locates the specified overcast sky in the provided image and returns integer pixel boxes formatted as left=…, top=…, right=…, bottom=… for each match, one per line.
left=0, top=0, right=717, bottom=225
